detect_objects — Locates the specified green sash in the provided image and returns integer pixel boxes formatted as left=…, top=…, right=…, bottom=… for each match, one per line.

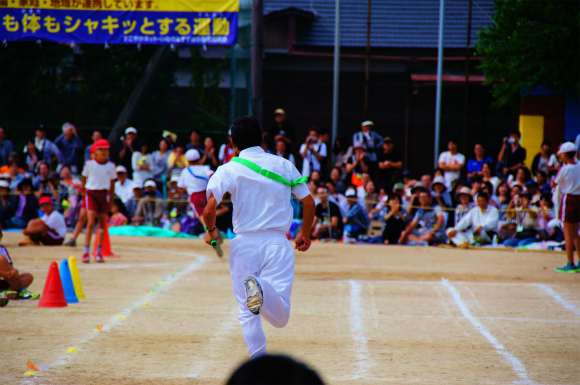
left=231, top=157, right=308, bottom=187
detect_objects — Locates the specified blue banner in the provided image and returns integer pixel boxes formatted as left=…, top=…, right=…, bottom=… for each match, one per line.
left=1, top=2, right=238, bottom=45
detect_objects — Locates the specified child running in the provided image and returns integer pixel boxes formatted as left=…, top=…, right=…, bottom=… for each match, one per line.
left=81, top=139, right=117, bottom=263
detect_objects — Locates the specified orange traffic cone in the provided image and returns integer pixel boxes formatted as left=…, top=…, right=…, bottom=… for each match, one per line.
left=38, top=261, right=68, bottom=308
left=92, top=222, right=119, bottom=258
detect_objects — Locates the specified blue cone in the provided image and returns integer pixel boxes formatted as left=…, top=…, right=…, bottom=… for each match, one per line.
left=59, top=259, right=79, bottom=304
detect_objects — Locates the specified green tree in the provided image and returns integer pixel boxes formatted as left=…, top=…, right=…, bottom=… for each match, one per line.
left=475, top=0, right=580, bottom=107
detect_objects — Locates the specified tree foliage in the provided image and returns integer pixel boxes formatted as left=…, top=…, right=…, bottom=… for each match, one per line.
left=475, top=0, right=580, bottom=107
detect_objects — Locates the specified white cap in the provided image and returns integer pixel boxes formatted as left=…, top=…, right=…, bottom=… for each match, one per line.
left=0, top=180, right=10, bottom=188
left=361, top=120, right=374, bottom=127
left=185, top=149, right=201, bottom=162
left=62, top=122, right=73, bottom=132
left=115, top=165, right=127, bottom=173
left=345, top=188, right=356, bottom=198
left=169, top=175, right=180, bottom=183
left=125, top=127, right=137, bottom=135
left=557, top=142, right=578, bottom=154
left=144, top=180, right=156, bottom=189
left=132, top=181, right=143, bottom=189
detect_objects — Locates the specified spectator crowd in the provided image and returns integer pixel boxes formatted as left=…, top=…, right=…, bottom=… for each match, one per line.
left=1, top=111, right=579, bottom=267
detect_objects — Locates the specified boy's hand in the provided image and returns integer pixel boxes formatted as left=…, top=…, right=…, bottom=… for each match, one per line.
left=294, top=232, right=311, bottom=252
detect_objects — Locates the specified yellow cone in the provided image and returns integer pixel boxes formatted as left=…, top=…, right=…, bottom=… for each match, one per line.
left=68, top=256, right=86, bottom=300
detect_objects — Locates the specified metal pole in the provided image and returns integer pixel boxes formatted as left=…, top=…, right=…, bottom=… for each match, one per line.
left=332, top=0, right=341, bottom=159
left=230, top=44, right=237, bottom=124
left=364, top=0, right=371, bottom=119
left=434, top=0, right=445, bottom=167
left=463, top=0, right=473, bottom=150
left=251, top=0, right=264, bottom=123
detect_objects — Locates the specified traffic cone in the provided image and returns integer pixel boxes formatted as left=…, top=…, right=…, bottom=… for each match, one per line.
left=38, top=262, right=68, bottom=308
left=92, top=222, right=119, bottom=258
left=68, top=256, right=85, bottom=300
left=59, top=259, right=78, bottom=304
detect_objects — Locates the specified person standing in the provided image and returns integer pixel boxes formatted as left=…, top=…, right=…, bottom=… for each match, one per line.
left=31, top=126, right=60, bottom=168
left=118, top=127, right=139, bottom=179
left=55, top=123, right=84, bottom=174
left=352, top=121, right=383, bottom=175
left=203, top=115, right=315, bottom=358
left=0, top=127, right=13, bottom=167
left=552, top=142, right=580, bottom=272
left=269, top=108, right=295, bottom=148
left=376, top=136, right=403, bottom=193
left=438, top=139, right=465, bottom=188
left=498, top=130, right=527, bottom=179
left=299, top=127, right=327, bottom=178
left=466, top=143, right=492, bottom=181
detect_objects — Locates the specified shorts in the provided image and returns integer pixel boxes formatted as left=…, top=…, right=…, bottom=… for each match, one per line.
left=41, top=230, right=64, bottom=246
left=189, top=191, right=208, bottom=217
left=560, top=194, right=580, bottom=223
left=85, top=190, right=110, bottom=214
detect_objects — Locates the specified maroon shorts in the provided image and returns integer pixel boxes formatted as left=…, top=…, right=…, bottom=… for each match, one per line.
left=189, top=191, right=208, bottom=217
left=560, top=194, right=580, bottom=223
left=41, top=230, right=64, bottom=246
left=85, top=190, right=110, bottom=214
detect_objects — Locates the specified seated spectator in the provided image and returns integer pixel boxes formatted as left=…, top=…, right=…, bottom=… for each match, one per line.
left=186, top=128, right=205, bottom=152
left=343, top=188, right=370, bottom=242
left=381, top=194, right=407, bottom=244
left=219, top=129, right=236, bottom=165
left=481, top=162, right=500, bottom=193
left=131, top=180, right=163, bottom=226
left=24, top=139, right=40, bottom=173
left=511, top=183, right=523, bottom=197
left=346, top=142, right=370, bottom=185
left=531, top=139, right=552, bottom=176
left=399, top=190, right=445, bottom=245
left=454, top=187, right=475, bottom=224
left=19, top=197, right=66, bottom=246
left=201, top=136, right=220, bottom=170
left=526, top=180, right=541, bottom=204
left=274, top=138, right=296, bottom=166
left=114, top=166, right=135, bottom=205
left=5, top=178, right=39, bottom=229
left=329, top=167, right=347, bottom=195
left=446, top=192, right=499, bottom=246
left=126, top=181, right=144, bottom=220
left=535, top=170, right=550, bottom=194
left=0, top=180, right=15, bottom=229
left=502, top=192, right=539, bottom=247
left=311, top=186, right=343, bottom=240
left=132, top=141, right=153, bottom=185
left=537, top=193, right=563, bottom=242
left=508, top=166, right=531, bottom=188
left=0, top=226, right=40, bottom=300
left=167, top=142, right=187, bottom=179
left=363, top=180, right=379, bottom=214
left=47, top=172, right=67, bottom=213
left=333, top=136, right=353, bottom=178
left=33, top=161, right=51, bottom=194
left=300, top=126, right=327, bottom=178
left=480, top=182, right=500, bottom=208
left=165, top=176, right=189, bottom=227
left=150, top=138, right=171, bottom=184
left=0, top=153, right=26, bottom=176
left=309, top=170, right=322, bottom=186
left=421, top=174, right=433, bottom=190
left=431, top=176, right=452, bottom=210
left=406, top=182, right=428, bottom=218
left=109, top=198, right=129, bottom=227
left=55, top=123, right=84, bottom=174
left=325, top=180, right=348, bottom=217
left=466, top=143, right=493, bottom=181
left=438, top=139, right=465, bottom=187
left=6, top=160, right=24, bottom=190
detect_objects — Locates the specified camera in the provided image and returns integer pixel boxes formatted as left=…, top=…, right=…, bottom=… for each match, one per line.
left=507, top=138, right=516, bottom=144
left=514, top=198, right=521, bottom=205
left=308, top=138, right=317, bottom=145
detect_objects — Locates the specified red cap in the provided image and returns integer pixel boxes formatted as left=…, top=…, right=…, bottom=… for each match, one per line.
left=39, top=197, right=54, bottom=205
left=90, top=144, right=96, bottom=153
left=94, top=139, right=110, bottom=149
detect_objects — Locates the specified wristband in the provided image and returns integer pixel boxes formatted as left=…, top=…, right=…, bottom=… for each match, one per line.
left=204, top=225, right=216, bottom=233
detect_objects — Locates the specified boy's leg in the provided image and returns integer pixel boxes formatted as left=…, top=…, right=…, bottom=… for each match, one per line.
left=563, top=223, right=576, bottom=265
left=84, top=210, right=97, bottom=262
left=71, top=209, right=87, bottom=240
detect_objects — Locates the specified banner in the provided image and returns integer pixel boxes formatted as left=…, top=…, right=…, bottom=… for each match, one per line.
left=0, top=0, right=238, bottom=45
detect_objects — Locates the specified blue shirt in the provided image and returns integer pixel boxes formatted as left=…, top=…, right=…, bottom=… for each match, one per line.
left=466, top=157, right=492, bottom=180
left=55, top=134, right=84, bottom=166
left=0, top=139, right=13, bottom=166
left=345, top=202, right=371, bottom=229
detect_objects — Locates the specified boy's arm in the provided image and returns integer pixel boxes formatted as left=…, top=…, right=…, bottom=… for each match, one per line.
left=0, top=257, right=23, bottom=291
left=295, top=195, right=315, bottom=252
left=203, top=192, right=219, bottom=245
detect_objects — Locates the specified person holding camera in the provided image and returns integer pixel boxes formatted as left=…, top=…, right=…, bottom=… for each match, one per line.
left=299, top=127, right=327, bottom=178
left=118, top=127, right=139, bottom=179
left=55, top=123, right=84, bottom=175
left=498, top=130, right=527, bottom=180
left=352, top=121, right=383, bottom=175
left=502, top=192, right=539, bottom=247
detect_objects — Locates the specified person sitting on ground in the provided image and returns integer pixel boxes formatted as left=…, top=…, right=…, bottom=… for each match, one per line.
left=502, top=192, right=540, bottom=247
left=6, top=160, right=24, bottom=190
left=329, top=167, right=347, bottom=195
left=399, top=189, right=445, bottom=245
left=496, top=181, right=511, bottom=221
left=381, top=194, right=407, bottom=245
left=125, top=181, right=144, bottom=221
left=536, top=170, right=551, bottom=195
left=537, top=192, right=563, bottom=242
left=5, top=178, right=39, bottom=229
left=343, top=188, right=370, bottom=242
left=325, top=180, right=348, bottom=217
left=109, top=198, right=129, bottom=227
left=131, top=180, right=164, bottom=226
left=526, top=180, right=541, bottom=205
left=19, top=196, right=67, bottom=246
left=431, top=176, right=452, bottom=210
left=446, top=192, right=499, bottom=247
left=0, top=226, right=40, bottom=301
left=311, top=186, right=343, bottom=240
left=454, top=187, right=475, bottom=224
left=363, top=180, right=379, bottom=214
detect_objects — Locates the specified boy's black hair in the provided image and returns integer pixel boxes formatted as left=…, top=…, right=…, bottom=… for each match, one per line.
left=231, top=116, right=263, bottom=151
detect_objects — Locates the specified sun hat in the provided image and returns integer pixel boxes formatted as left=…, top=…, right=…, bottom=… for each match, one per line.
left=361, top=120, right=374, bottom=127
left=454, top=186, right=473, bottom=201
left=431, top=176, right=447, bottom=191
left=274, top=108, right=286, bottom=115
left=125, top=127, right=137, bottom=135
left=185, top=149, right=201, bottom=162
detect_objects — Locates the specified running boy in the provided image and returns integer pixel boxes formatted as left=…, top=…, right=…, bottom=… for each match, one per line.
left=203, top=116, right=315, bottom=358
left=81, top=139, right=117, bottom=263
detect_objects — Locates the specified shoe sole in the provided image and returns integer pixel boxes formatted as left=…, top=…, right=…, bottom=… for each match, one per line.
left=0, top=298, right=9, bottom=307
left=554, top=269, right=578, bottom=273
left=244, top=276, right=263, bottom=315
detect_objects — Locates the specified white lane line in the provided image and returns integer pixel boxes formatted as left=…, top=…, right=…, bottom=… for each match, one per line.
left=531, top=283, right=580, bottom=317
left=297, top=278, right=535, bottom=286
left=24, top=247, right=208, bottom=384
left=28, top=262, right=181, bottom=271
left=349, top=280, right=373, bottom=379
left=441, top=279, right=533, bottom=385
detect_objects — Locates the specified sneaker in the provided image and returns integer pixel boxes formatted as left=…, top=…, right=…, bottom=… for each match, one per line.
left=0, top=290, right=18, bottom=299
left=82, top=253, right=90, bottom=264
left=554, top=263, right=578, bottom=273
left=18, top=237, right=39, bottom=247
left=18, top=288, right=40, bottom=300
left=244, top=275, right=263, bottom=315
left=64, top=239, right=76, bottom=247
left=95, top=254, right=105, bottom=263
left=0, top=294, right=8, bottom=307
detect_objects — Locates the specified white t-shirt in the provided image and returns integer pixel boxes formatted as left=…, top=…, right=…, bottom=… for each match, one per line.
left=177, top=165, right=214, bottom=195
left=438, top=151, right=465, bottom=185
left=554, top=162, right=580, bottom=195
left=42, top=210, right=67, bottom=239
left=132, top=152, right=154, bottom=184
left=207, top=146, right=310, bottom=234
left=219, top=143, right=236, bottom=164
left=115, top=178, right=135, bottom=204
left=299, top=141, right=327, bottom=177
left=82, top=160, right=117, bottom=190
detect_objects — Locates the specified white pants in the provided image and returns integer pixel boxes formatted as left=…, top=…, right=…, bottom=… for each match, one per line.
left=446, top=228, right=491, bottom=245
left=229, top=231, right=294, bottom=357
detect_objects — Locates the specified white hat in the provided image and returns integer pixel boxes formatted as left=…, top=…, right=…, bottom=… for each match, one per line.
left=361, top=120, right=374, bottom=127
left=169, top=175, right=180, bottom=183
left=345, top=188, right=357, bottom=198
left=431, top=176, right=447, bottom=191
left=125, top=127, right=137, bottom=135
left=274, top=108, right=286, bottom=115
left=115, top=165, right=127, bottom=173
left=353, top=141, right=366, bottom=150
left=0, top=180, right=10, bottom=189
left=557, top=142, right=578, bottom=154
left=185, top=149, right=201, bottom=162
left=144, top=180, right=156, bottom=189
left=62, top=122, right=73, bottom=132
left=132, top=181, right=143, bottom=189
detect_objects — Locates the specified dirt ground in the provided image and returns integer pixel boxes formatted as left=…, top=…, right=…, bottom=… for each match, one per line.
left=0, top=232, right=579, bottom=385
